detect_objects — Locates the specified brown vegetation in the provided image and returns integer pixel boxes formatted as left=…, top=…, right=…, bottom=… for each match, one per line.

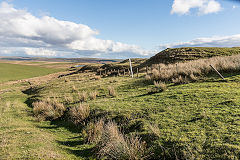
left=32, top=98, right=65, bottom=121
left=68, top=103, right=90, bottom=125
left=148, top=54, right=240, bottom=83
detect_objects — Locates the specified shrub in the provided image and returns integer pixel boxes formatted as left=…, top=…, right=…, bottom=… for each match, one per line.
left=68, top=103, right=90, bottom=125
left=145, top=75, right=151, bottom=81
left=97, top=121, right=148, bottom=160
left=108, top=86, right=117, bottom=97
left=32, top=99, right=65, bottom=121
left=89, top=91, right=98, bottom=100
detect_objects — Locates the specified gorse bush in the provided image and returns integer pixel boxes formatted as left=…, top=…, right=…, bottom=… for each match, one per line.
left=97, top=121, right=148, bottom=160
left=68, top=103, right=90, bottom=125
left=32, top=98, right=65, bottom=121
left=149, top=54, right=240, bottom=83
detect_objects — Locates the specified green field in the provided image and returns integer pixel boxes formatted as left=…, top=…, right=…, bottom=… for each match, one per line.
left=0, top=63, right=61, bottom=83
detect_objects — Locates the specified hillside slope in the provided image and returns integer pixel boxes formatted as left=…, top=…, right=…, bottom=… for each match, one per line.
left=141, top=47, right=240, bottom=67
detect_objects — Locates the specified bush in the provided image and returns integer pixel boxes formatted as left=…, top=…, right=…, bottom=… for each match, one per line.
left=68, top=103, right=90, bottom=125
left=32, top=99, right=65, bottom=121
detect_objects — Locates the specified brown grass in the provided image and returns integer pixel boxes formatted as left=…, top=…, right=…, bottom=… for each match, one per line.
left=32, top=99, right=65, bottom=121
left=89, top=91, right=98, bottom=100
left=97, top=121, right=148, bottom=160
left=108, top=86, right=117, bottom=97
left=78, top=91, right=88, bottom=102
left=84, top=119, right=105, bottom=144
left=154, top=81, right=167, bottom=91
left=68, top=103, right=90, bottom=125
left=150, top=54, right=240, bottom=83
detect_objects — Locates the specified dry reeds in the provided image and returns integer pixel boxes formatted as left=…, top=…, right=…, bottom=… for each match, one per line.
left=149, top=54, right=240, bottom=83
left=32, top=99, right=65, bottom=121
left=68, top=103, right=90, bottom=125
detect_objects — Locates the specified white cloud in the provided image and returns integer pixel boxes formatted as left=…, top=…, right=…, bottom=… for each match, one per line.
left=158, top=34, right=240, bottom=50
left=0, top=2, right=152, bottom=58
left=171, top=0, right=222, bottom=15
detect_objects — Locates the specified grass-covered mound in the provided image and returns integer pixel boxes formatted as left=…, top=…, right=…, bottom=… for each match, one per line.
left=141, top=47, right=240, bottom=67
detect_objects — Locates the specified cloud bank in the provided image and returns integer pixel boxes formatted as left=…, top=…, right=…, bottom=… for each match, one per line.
left=158, top=34, right=240, bottom=50
left=171, top=0, right=222, bottom=15
left=0, top=2, right=152, bottom=58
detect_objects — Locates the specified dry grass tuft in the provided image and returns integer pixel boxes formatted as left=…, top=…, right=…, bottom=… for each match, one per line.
left=89, top=91, right=98, bottom=100
left=68, top=103, right=90, bottom=125
left=64, top=94, right=73, bottom=104
left=32, top=99, right=65, bottom=121
left=154, top=81, right=167, bottom=91
left=108, top=86, right=117, bottom=97
left=78, top=91, right=88, bottom=102
left=97, top=121, right=148, bottom=160
left=84, top=119, right=105, bottom=144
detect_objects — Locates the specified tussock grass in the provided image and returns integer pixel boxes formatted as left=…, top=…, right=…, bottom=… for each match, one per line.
left=68, top=103, right=90, bottom=125
left=84, top=119, right=105, bottom=144
left=108, top=86, right=117, bottom=97
left=149, top=54, right=240, bottom=83
left=78, top=91, right=88, bottom=102
left=97, top=121, right=148, bottom=160
left=32, top=98, right=65, bottom=121
left=89, top=91, right=98, bottom=100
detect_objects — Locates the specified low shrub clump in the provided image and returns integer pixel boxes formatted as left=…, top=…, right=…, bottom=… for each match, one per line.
left=68, top=103, right=90, bottom=125
left=84, top=119, right=105, bottom=144
left=32, top=98, right=65, bottom=121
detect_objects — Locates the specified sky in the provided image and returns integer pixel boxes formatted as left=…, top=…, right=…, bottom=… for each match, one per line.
left=0, top=0, right=240, bottom=59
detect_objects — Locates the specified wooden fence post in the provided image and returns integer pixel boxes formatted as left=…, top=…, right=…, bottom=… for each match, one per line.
left=210, top=65, right=226, bottom=81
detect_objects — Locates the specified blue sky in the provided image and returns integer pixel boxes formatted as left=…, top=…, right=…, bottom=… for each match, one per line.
left=0, top=0, right=240, bottom=58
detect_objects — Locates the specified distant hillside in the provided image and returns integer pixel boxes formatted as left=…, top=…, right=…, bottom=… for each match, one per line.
left=0, top=56, right=122, bottom=64
left=141, top=47, right=240, bottom=67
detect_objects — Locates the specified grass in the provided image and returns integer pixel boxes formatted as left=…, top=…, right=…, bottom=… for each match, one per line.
left=142, top=47, right=240, bottom=66
left=1, top=57, right=240, bottom=159
left=26, top=69, right=240, bottom=159
left=0, top=62, right=62, bottom=83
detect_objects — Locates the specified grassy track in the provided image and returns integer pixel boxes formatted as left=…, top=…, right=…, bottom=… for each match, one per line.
left=0, top=63, right=61, bottom=83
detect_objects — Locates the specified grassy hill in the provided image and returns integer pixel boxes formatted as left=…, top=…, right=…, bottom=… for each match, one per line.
left=141, top=47, right=240, bottom=67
